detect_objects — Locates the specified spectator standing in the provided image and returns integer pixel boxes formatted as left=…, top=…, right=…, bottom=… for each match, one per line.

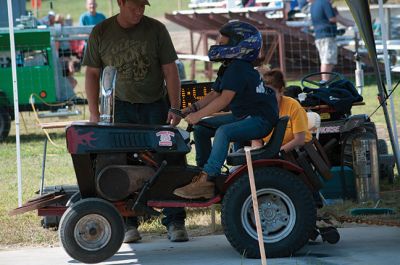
left=83, top=0, right=187, bottom=244
left=309, top=0, right=354, bottom=81
left=38, top=10, right=56, bottom=26
left=79, top=0, right=106, bottom=26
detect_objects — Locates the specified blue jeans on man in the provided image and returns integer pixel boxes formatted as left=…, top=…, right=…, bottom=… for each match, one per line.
left=114, top=98, right=187, bottom=241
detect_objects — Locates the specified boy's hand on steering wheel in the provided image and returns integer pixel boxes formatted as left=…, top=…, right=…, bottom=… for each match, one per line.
left=184, top=112, right=201, bottom=125
left=181, top=106, right=194, bottom=116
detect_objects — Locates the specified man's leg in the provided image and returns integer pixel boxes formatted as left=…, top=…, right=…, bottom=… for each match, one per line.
left=161, top=207, right=188, bottom=242
left=316, top=37, right=337, bottom=81
left=321, top=64, right=335, bottom=81
left=141, top=98, right=188, bottom=242
left=114, top=100, right=142, bottom=243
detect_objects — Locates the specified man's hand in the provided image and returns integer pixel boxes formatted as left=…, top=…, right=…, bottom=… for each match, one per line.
left=167, top=110, right=182, bottom=126
left=89, top=111, right=100, bottom=122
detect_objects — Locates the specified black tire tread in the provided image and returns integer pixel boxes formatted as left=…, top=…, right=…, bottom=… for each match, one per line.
left=221, top=167, right=316, bottom=258
left=59, top=198, right=124, bottom=264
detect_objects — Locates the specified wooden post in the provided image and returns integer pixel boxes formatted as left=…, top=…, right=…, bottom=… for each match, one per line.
left=244, top=146, right=267, bottom=265
left=211, top=204, right=216, bottom=232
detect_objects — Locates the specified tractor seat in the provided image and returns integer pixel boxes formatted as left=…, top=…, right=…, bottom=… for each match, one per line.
left=226, top=116, right=289, bottom=166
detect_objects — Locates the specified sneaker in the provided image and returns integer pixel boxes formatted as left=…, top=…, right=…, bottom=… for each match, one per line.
left=167, top=223, right=189, bottom=242
left=173, top=171, right=215, bottom=199
left=123, top=226, right=142, bottom=243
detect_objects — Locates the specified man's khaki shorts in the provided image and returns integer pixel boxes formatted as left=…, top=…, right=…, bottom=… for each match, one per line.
left=315, top=37, right=337, bottom=65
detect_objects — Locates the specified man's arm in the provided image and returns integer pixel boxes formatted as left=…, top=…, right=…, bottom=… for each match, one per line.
left=85, top=66, right=101, bottom=122
left=162, top=62, right=182, bottom=126
left=327, top=6, right=354, bottom=27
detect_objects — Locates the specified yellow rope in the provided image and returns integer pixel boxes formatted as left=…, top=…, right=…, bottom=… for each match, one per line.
left=29, top=93, right=84, bottom=147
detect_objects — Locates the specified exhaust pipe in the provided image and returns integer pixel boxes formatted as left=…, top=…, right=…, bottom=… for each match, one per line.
left=99, top=66, right=117, bottom=124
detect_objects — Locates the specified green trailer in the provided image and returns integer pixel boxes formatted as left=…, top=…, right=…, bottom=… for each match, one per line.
left=0, top=29, right=57, bottom=140
left=0, top=26, right=92, bottom=141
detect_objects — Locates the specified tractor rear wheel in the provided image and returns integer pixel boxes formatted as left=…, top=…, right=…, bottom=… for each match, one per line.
left=59, top=198, right=124, bottom=264
left=222, top=167, right=316, bottom=258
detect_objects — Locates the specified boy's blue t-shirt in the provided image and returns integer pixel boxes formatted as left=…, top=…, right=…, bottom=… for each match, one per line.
left=310, top=0, right=337, bottom=39
left=212, top=60, right=278, bottom=124
left=79, top=12, right=106, bottom=26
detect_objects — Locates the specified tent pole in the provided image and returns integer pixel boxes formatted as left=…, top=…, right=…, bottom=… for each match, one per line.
left=378, top=0, right=400, bottom=153
left=7, top=0, right=23, bottom=207
left=346, top=0, right=400, bottom=178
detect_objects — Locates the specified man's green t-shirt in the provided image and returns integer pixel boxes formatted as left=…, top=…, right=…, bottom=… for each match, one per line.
left=83, top=15, right=178, bottom=103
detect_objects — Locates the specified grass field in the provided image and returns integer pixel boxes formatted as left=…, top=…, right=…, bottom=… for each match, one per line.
left=27, top=0, right=191, bottom=24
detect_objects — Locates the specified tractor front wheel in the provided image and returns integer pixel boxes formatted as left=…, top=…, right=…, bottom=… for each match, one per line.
left=59, top=198, right=124, bottom=264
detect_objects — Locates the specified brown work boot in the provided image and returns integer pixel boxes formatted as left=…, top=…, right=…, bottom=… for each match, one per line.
left=123, top=226, right=141, bottom=243
left=167, top=223, right=189, bottom=242
left=173, top=171, right=215, bottom=199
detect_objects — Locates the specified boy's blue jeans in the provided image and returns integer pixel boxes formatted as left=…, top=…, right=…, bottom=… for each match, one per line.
left=193, top=114, right=273, bottom=178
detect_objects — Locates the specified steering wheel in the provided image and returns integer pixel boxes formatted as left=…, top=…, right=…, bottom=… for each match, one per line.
left=301, top=72, right=344, bottom=90
left=169, top=108, right=216, bottom=132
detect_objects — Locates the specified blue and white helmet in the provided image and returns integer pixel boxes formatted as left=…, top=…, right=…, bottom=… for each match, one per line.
left=208, top=20, right=262, bottom=62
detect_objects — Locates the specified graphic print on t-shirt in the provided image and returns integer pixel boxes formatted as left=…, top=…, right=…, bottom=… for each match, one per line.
left=106, top=39, right=150, bottom=82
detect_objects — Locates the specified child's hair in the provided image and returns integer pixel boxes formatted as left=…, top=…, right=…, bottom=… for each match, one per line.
left=262, top=68, right=286, bottom=93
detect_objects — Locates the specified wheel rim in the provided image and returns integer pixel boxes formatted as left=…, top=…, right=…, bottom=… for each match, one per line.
left=241, top=188, right=296, bottom=243
left=74, top=214, right=112, bottom=251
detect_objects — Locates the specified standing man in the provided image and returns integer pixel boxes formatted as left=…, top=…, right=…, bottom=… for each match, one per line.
left=79, top=0, right=106, bottom=26
left=82, top=0, right=188, bottom=243
left=309, top=0, right=354, bottom=81
left=39, top=10, right=56, bottom=27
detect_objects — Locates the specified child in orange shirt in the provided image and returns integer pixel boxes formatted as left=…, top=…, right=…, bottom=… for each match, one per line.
left=253, top=68, right=312, bottom=151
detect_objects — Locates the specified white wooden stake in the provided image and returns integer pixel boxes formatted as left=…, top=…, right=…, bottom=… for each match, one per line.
left=244, top=146, right=267, bottom=265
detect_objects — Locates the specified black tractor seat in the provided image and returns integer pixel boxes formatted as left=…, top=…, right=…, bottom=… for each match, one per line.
left=226, top=116, right=289, bottom=166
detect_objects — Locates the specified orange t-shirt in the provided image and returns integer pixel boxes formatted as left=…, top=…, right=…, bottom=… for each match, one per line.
left=263, top=96, right=312, bottom=145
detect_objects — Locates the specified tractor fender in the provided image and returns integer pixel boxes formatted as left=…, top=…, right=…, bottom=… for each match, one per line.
left=223, top=159, right=303, bottom=193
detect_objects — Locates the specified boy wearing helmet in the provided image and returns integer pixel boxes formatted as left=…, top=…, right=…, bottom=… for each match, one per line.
left=174, top=21, right=279, bottom=199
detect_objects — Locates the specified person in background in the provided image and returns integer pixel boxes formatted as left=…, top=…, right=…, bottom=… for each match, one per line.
left=58, top=58, right=78, bottom=101
left=173, top=21, right=279, bottom=200
left=309, top=0, right=354, bottom=81
left=252, top=67, right=312, bottom=152
left=55, top=14, right=64, bottom=25
left=79, top=0, right=106, bottom=26
left=39, top=10, right=56, bottom=26
left=83, top=0, right=188, bottom=244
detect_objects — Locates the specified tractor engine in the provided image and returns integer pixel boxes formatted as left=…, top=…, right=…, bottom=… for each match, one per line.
left=95, top=153, right=155, bottom=201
